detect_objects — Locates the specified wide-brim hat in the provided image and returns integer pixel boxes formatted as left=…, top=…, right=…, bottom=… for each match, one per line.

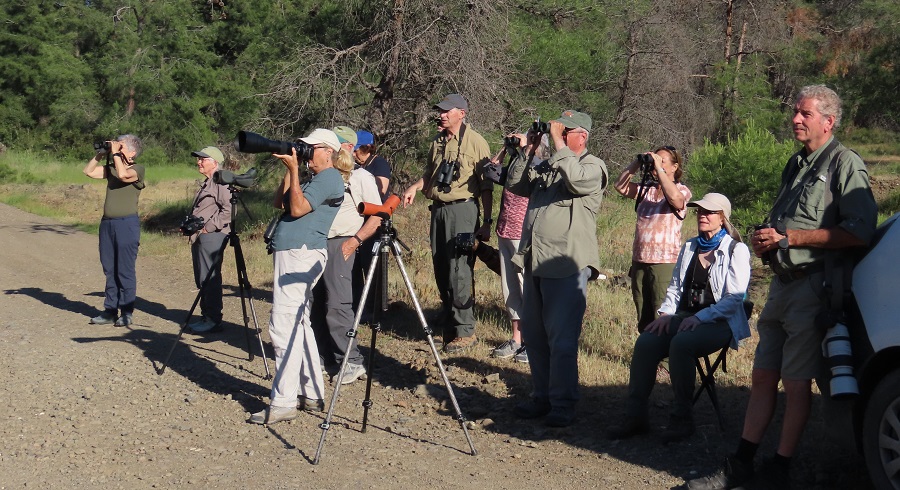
left=300, top=129, right=341, bottom=152
left=434, top=93, right=468, bottom=111
left=556, top=110, right=592, bottom=132
left=191, top=146, right=224, bottom=164
left=332, top=126, right=357, bottom=146
left=687, top=192, right=732, bottom=220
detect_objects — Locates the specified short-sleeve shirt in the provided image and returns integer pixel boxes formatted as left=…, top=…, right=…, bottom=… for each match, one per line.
left=360, top=155, right=391, bottom=202
left=270, top=167, right=344, bottom=252
left=422, top=125, right=492, bottom=202
left=328, top=168, right=382, bottom=238
left=632, top=183, right=692, bottom=264
left=767, top=136, right=878, bottom=271
left=103, top=163, right=145, bottom=218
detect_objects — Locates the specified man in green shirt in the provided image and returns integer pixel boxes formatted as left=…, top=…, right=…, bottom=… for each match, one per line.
left=688, top=85, right=878, bottom=490
left=402, top=94, right=493, bottom=353
left=83, top=134, right=145, bottom=327
left=505, top=110, right=608, bottom=427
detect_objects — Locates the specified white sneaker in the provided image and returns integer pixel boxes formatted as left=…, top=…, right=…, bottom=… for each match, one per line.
left=248, top=406, right=297, bottom=425
left=339, top=363, right=368, bottom=385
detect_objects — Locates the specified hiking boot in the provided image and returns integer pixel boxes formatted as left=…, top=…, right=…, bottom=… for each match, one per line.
left=513, top=397, right=551, bottom=419
left=443, top=334, right=477, bottom=353
left=188, top=317, right=222, bottom=334
left=90, top=311, right=117, bottom=325
left=492, top=339, right=520, bottom=359
left=114, top=313, right=133, bottom=327
left=248, top=406, right=297, bottom=425
left=686, top=455, right=754, bottom=490
left=298, top=396, right=325, bottom=412
left=660, top=415, right=695, bottom=443
left=514, top=346, right=529, bottom=363
left=339, top=363, right=368, bottom=385
left=545, top=407, right=576, bottom=427
left=605, top=415, right=649, bottom=440
left=187, top=316, right=208, bottom=328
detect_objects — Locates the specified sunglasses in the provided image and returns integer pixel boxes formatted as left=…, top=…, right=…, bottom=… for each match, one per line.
left=696, top=208, right=721, bottom=216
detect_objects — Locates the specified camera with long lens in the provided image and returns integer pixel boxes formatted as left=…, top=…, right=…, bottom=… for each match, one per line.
left=179, top=215, right=205, bottom=236
left=503, top=136, right=520, bottom=149
left=455, top=232, right=476, bottom=255
left=93, top=141, right=112, bottom=152
left=531, top=120, right=550, bottom=134
left=822, top=322, right=859, bottom=399
left=213, top=168, right=258, bottom=189
left=434, top=159, right=459, bottom=193
left=234, top=131, right=314, bottom=161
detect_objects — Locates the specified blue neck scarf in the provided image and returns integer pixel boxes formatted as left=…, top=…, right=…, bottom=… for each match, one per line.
left=696, top=227, right=728, bottom=252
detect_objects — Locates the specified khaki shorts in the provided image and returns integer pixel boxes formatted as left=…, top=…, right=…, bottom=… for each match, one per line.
left=753, top=271, right=827, bottom=380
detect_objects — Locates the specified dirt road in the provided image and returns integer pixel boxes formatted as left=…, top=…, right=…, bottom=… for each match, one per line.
left=0, top=203, right=871, bottom=489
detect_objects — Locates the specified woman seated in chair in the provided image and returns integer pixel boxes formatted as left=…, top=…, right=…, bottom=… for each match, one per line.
left=607, top=193, right=751, bottom=443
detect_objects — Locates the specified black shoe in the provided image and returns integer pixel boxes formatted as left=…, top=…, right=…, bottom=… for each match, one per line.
left=513, top=398, right=551, bottom=419
left=686, top=455, right=754, bottom=490
left=660, top=415, right=695, bottom=443
left=114, top=313, right=133, bottom=327
left=545, top=407, right=576, bottom=427
left=606, top=416, right=649, bottom=440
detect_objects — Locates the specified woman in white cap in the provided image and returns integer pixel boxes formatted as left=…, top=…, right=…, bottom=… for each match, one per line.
left=249, top=128, right=345, bottom=425
left=607, top=192, right=751, bottom=443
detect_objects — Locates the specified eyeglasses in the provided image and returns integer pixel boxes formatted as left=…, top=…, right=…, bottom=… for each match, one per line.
left=696, top=208, right=720, bottom=216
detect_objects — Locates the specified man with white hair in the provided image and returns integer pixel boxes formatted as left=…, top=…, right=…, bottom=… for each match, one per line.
left=688, top=85, right=878, bottom=489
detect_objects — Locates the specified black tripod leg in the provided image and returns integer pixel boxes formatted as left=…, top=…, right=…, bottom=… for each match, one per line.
left=157, top=233, right=231, bottom=375
left=313, top=240, right=382, bottom=465
left=231, top=235, right=271, bottom=379
left=388, top=239, right=477, bottom=456
left=360, top=321, right=381, bottom=433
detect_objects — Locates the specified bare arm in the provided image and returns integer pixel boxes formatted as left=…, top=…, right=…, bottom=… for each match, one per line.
left=273, top=149, right=312, bottom=218
left=614, top=158, right=641, bottom=198
left=83, top=153, right=107, bottom=180
left=654, top=154, right=686, bottom=211
left=752, top=226, right=866, bottom=257
left=402, top=178, right=424, bottom=207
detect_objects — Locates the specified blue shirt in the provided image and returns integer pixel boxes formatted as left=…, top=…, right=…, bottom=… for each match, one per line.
left=271, top=167, right=344, bottom=251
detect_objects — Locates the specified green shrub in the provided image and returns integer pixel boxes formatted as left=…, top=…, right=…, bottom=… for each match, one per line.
left=688, top=121, right=798, bottom=231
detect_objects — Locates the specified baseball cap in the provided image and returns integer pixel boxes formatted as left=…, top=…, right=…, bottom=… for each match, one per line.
left=687, top=193, right=732, bottom=220
left=299, top=129, right=341, bottom=152
left=433, top=93, right=468, bottom=111
left=556, top=110, right=592, bottom=132
left=191, top=146, right=225, bottom=164
left=332, top=126, right=357, bottom=146
left=355, top=130, right=374, bottom=150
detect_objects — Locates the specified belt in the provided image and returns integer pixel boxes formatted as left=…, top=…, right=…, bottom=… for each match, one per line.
left=776, top=262, right=825, bottom=284
left=429, top=197, right=474, bottom=209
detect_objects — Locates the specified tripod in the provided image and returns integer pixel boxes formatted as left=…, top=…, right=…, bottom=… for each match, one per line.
left=157, top=187, right=271, bottom=379
left=313, top=217, right=477, bottom=464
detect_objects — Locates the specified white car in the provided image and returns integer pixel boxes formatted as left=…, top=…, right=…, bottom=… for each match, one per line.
left=825, top=211, right=900, bottom=489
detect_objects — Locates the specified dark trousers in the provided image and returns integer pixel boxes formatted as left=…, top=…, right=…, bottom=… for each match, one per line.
left=351, top=235, right=382, bottom=318
left=429, top=200, right=477, bottom=339
left=98, top=214, right=140, bottom=314
left=312, top=238, right=363, bottom=366
left=520, top=265, right=590, bottom=410
left=626, top=313, right=732, bottom=419
left=191, top=232, right=227, bottom=323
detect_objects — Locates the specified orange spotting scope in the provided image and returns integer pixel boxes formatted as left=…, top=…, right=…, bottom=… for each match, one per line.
left=358, top=194, right=401, bottom=218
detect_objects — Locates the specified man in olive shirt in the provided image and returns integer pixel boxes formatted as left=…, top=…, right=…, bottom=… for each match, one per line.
left=402, top=94, right=493, bottom=353
left=688, top=85, right=878, bottom=490
left=505, top=110, right=608, bottom=427
left=83, top=134, right=146, bottom=327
